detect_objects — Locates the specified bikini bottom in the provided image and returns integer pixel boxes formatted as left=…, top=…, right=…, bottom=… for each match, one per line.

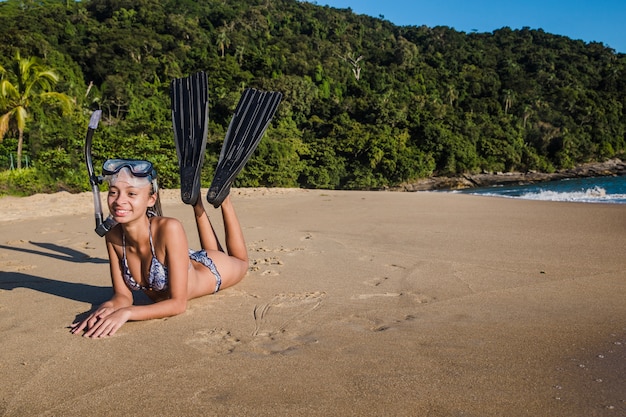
left=188, top=249, right=222, bottom=293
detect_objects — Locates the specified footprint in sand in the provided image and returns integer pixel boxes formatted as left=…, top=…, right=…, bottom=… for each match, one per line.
left=249, top=256, right=284, bottom=276
left=185, top=328, right=241, bottom=354
left=249, top=239, right=272, bottom=253
left=250, top=256, right=283, bottom=267
left=345, top=290, right=434, bottom=334
left=342, top=312, right=419, bottom=333
left=250, top=239, right=305, bottom=254
left=250, top=292, right=325, bottom=354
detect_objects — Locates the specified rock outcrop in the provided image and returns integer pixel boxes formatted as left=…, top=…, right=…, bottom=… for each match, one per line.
left=394, top=159, right=626, bottom=192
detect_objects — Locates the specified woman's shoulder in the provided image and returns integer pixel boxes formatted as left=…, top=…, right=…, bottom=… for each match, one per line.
left=151, top=215, right=182, bottom=227
left=151, top=216, right=186, bottom=238
left=151, top=216, right=188, bottom=254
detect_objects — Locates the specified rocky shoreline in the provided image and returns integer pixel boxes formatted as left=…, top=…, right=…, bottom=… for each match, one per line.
left=393, top=158, right=626, bottom=192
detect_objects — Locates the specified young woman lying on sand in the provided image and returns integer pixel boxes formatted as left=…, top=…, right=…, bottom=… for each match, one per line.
left=71, top=159, right=248, bottom=338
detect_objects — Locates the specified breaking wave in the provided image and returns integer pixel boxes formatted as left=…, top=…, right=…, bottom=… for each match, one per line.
left=457, top=177, right=626, bottom=204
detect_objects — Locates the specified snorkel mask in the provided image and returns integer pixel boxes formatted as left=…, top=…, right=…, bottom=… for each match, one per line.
left=102, top=159, right=158, bottom=191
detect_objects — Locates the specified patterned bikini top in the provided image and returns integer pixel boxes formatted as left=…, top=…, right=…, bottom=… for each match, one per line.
left=120, top=221, right=168, bottom=291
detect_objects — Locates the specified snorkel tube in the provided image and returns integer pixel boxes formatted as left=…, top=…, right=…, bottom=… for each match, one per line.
left=84, top=110, right=117, bottom=237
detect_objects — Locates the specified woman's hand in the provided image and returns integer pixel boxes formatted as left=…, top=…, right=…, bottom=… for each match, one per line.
left=71, top=306, right=131, bottom=338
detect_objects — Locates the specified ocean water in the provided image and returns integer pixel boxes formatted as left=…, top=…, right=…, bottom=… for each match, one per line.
left=456, top=175, right=626, bottom=204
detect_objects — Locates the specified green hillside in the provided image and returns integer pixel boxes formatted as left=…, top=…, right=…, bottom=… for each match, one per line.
left=1, top=0, right=624, bottom=194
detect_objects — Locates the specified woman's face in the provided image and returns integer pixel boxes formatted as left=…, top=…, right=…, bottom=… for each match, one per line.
left=107, top=178, right=156, bottom=223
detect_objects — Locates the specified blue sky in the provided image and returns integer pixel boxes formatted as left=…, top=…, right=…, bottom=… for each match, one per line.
left=305, top=0, right=626, bottom=53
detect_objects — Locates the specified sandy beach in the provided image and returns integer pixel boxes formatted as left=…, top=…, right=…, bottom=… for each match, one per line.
left=0, top=188, right=624, bottom=416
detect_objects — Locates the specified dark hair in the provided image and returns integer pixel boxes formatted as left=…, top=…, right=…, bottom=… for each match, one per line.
left=147, top=180, right=163, bottom=217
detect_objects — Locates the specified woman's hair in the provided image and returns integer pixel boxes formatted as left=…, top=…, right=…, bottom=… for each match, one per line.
left=147, top=179, right=163, bottom=217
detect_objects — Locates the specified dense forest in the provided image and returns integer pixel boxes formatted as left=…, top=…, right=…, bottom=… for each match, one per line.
left=1, top=0, right=625, bottom=195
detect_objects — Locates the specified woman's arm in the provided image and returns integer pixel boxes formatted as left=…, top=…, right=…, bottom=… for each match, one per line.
left=71, top=235, right=134, bottom=336
left=73, top=218, right=191, bottom=337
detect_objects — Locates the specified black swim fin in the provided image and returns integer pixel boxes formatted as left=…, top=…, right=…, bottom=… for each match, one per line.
left=170, top=72, right=209, bottom=205
left=206, top=88, right=282, bottom=208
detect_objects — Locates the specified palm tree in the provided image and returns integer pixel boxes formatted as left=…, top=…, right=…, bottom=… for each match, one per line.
left=216, top=29, right=231, bottom=58
left=502, top=89, right=514, bottom=115
left=216, top=21, right=235, bottom=58
left=0, top=52, right=73, bottom=169
left=338, top=52, right=364, bottom=81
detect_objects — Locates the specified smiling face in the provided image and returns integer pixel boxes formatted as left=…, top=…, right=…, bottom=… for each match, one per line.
left=106, top=168, right=157, bottom=223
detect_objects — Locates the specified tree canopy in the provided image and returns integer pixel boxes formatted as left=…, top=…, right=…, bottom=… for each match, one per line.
left=0, top=0, right=624, bottom=194
left=0, top=51, right=73, bottom=169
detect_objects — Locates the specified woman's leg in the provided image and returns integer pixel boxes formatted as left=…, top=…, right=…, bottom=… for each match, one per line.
left=192, top=196, right=249, bottom=287
left=217, top=196, right=249, bottom=288
left=193, top=198, right=223, bottom=252
left=193, top=196, right=247, bottom=262
left=219, top=196, right=248, bottom=264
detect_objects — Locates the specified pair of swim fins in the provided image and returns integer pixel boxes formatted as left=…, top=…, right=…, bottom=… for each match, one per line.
left=170, top=72, right=282, bottom=207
